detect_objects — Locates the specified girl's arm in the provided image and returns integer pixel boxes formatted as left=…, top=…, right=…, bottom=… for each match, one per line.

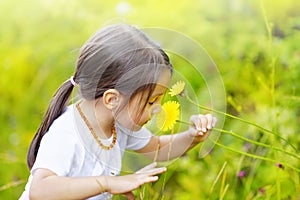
left=136, top=114, right=217, bottom=161
left=29, top=163, right=166, bottom=200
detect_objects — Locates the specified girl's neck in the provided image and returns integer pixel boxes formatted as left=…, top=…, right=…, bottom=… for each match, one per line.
left=79, top=99, right=114, bottom=139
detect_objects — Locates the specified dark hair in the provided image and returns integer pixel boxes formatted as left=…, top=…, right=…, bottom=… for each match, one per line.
left=27, top=24, right=173, bottom=169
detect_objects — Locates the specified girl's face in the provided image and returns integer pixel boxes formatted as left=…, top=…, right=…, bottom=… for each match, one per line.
left=116, top=69, right=171, bottom=131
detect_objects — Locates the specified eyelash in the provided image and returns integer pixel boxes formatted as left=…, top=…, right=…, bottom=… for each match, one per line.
left=148, top=101, right=155, bottom=105
left=148, top=98, right=158, bottom=105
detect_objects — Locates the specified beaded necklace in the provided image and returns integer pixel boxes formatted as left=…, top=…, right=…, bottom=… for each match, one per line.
left=76, top=102, right=117, bottom=150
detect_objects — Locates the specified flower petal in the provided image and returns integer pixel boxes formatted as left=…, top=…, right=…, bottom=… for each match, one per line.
left=156, top=101, right=180, bottom=131
left=169, top=81, right=185, bottom=96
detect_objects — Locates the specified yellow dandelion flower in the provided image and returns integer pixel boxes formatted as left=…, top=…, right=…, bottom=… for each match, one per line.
left=169, top=81, right=185, bottom=96
left=156, top=101, right=180, bottom=131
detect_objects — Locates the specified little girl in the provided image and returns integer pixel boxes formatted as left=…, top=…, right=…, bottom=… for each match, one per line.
left=20, top=24, right=217, bottom=200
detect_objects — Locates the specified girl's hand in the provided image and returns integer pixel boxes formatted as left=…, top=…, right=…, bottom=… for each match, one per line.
left=189, top=114, right=217, bottom=142
left=104, top=162, right=166, bottom=200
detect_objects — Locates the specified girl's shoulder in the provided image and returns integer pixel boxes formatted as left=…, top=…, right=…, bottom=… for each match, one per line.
left=46, top=104, right=78, bottom=139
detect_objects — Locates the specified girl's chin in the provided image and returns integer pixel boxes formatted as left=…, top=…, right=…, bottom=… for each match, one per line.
left=132, top=120, right=150, bottom=131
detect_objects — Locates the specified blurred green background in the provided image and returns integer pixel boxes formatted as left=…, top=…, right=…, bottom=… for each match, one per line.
left=1, top=0, right=300, bottom=199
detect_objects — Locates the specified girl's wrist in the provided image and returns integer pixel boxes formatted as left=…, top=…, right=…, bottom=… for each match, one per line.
left=186, top=129, right=206, bottom=144
left=183, top=130, right=200, bottom=147
left=95, top=176, right=108, bottom=194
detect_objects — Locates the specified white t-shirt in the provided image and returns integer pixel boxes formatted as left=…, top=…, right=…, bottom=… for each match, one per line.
left=23, top=104, right=152, bottom=199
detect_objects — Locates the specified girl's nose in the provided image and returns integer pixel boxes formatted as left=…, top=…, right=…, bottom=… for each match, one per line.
left=151, top=104, right=161, bottom=115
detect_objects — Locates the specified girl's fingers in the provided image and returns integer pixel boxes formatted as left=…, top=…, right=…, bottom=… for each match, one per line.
left=190, top=115, right=200, bottom=130
left=190, top=114, right=217, bottom=137
left=190, top=114, right=208, bottom=132
left=190, top=115, right=202, bottom=131
left=136, top=162, right=157, bottom=173
left=148, top=167, right=167, bottom=175
left=189, top=115, right=203, bottom=135
left=136, top=162, right=167, bottom=175
left=145, top=176, right=159, bottom=182
left=212, top=116, right=217, bottom=127
left=205, top=114, right=213, bottom=129
left=139, top=167, right=167, bottom=176
left=200, top=116, right=207, bottom=132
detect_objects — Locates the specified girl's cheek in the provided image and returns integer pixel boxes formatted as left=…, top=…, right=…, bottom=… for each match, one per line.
left=130, top=110, right=146, bottom=127
left=116, top=107, right=138, bottom=129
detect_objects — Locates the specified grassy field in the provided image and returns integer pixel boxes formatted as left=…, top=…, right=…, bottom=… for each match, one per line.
left=1, top=0, right=299, bottom=199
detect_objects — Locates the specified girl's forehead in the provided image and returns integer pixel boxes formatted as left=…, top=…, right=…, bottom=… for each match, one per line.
left=129, top=69, right=171, bottom=101
left=151, top=84, right=167, bottom=97
left=157, top=69, right=172, bottom=87
left=150, top=70, right=171, bottom=97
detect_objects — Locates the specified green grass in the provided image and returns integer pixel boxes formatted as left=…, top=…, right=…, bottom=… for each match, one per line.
left=1, top=0, right=300, bottom=199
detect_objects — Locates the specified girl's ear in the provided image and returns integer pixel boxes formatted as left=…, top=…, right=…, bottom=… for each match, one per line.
left=103, top=89, right=121, bottom=110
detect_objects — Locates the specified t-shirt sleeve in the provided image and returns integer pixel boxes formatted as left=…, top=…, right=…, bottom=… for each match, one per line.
left=31, top=129, right=77, bottom=176
left=126, top=127, right=152, bottom=150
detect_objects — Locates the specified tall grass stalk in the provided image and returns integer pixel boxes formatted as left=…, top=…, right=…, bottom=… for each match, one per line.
left=176, top=120, right=299, bottom=161
left=220, top=184, right=229, bottom=200
left=219, top=170, right=228, bottom=200
left=0, top=180, right=25, bottom=191
left=208, top=161, right=227, bottom=199
left=185, top=95, right=298, bottom=152
left=213, top=127, right=300, bottom=160
left=139, top=185, right=145, bottom=200
left=212, top=140, right=300, bottom=173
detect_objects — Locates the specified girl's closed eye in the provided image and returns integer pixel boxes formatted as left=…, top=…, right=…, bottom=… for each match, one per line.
left=148, top=95, right=163, bottom=105
left=148, top=99, right=157, bottom=105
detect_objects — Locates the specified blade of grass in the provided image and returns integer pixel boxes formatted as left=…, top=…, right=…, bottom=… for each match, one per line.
left=213, top=140, right=300, bottom=173
left=186, top=95, right=298, bottom=152
left=220, top=170, right=227, bottom=200
left=0, top=179, right=25, bottom=191
left=139, top=185, right=145, bottom=200
left=176, top=120, right=299, bottom=160
left=220, top=184, right=230, bottom=200
left=208, top=161, right=227, bottom=198
left=213, top=127, right=300, bottom=160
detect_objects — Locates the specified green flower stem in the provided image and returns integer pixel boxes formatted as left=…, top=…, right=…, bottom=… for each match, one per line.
left=176, top=120, right=300, bottom=160
left=185, top=95, right=298, bottom=152
left=213, top=127, right=300, bottom=160
left=178, top=117, right=300, bottom=172
left=213, top=140, right=300, bottom=173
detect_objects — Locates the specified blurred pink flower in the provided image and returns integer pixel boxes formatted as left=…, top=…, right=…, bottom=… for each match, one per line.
left=238, top=170, right=246, bottom=178
left=275, top=163, right=284, bottom=170
left=258, top=187, right=266, bottom=195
